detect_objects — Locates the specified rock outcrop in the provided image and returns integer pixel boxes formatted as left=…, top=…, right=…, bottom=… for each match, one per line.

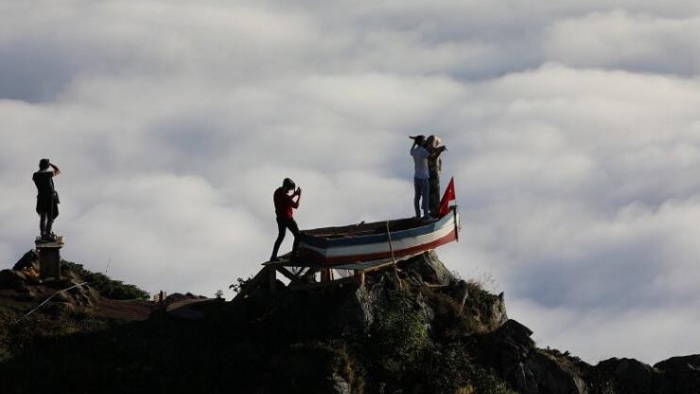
left=654, top=355, right=700, bottom=393
left=2, top=249, right=697, bottom=394
left=480, top=319, right=588, bottom=394
left=12, top=250, right=39, bottom=271
left=596, top=355, right=700, bottom=394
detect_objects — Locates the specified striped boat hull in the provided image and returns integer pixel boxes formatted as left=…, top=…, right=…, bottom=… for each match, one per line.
left=295, top=208, right=460, bottom=266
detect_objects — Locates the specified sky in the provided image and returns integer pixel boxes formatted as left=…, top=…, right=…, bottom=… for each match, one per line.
left=1, top=0, right=699, bottom=365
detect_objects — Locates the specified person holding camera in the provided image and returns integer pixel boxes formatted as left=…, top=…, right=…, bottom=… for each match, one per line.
left=410, top=135, right=433, bottom=219
left=410, top=135, right=447, bottom=220
left=32, top=158, right=61, bottom=241
left=270, top=177, right=302, bottom=261
left=425, top=135, right=447, bottom=217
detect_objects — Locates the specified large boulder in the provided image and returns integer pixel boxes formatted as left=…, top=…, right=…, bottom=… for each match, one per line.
left=45, top=278, right=101, bottom=307
left=595, top=355, right=700, bottom=394
left=13, top=250, right=39, bottom=271
left=654, top=355, right=700, bottom=394
left=597, top=358, right=656, bottom=394
left=333, top=284, right=375, bottom=331
left=401, top=250, right=456, bottom=286
left=0, top=250, right=41, bottom=291
left=457, top=280, right=508, bottom=333
left=481, top=319, right=588, bottom=394
left=334, top=271, right=435, bottom=334
left=0, top=269, right=29, bottom=290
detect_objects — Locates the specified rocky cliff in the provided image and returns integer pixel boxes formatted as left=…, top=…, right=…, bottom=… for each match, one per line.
left=0, top=250, right=698, bottom=393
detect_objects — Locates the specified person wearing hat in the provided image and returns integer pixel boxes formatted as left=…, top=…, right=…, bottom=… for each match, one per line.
left=270, top=177, right=302, bottom=261
left=425, top=135, right=447, bottom=217
left=410, top=135, right=432, bottom=219
left=32, top=158, right=61, bottom=241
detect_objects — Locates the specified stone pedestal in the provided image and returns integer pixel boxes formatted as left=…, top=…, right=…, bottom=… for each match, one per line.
left=35, top=236, right=64, bottom=281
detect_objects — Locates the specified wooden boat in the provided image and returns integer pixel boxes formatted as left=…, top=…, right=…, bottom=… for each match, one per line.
left=294, top=206, right=460, bottom=266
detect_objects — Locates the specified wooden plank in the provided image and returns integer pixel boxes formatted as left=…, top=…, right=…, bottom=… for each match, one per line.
left=300, top=267, right=320, bottom=282
left=320, top=268, right=333, bottom=282
left=331, top=255, right=407, bottom=271
left=355, top=271, right=365, bottom=286
left=353, top=260, right=400, bottom=273
left=295, top=267, right=309, bottom=278
left=268, top=266, right=277, bottom=293
left=262, top=259, right=317, bottom=268
left=276, top=266, right=298, bottom=282
left=288, top=276, right=360, bottom=291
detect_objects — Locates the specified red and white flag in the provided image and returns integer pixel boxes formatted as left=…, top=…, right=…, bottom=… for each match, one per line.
left=439, top=177, right=456, bottom=217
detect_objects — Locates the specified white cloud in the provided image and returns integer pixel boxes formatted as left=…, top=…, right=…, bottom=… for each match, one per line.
left=510, top=298, right=700, bottom=364
left=1, top=0, right=700, bottom=365
left=545, top=11, right=700, bottom=75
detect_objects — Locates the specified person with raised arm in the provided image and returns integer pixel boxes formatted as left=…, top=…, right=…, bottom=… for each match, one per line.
left=425, top=135, right=447, bottom=217
left=32, top=158, right=61, bottom=241
left=270, top=178, right=302, bottom=261
left=410, top=135, right=432, bottom=219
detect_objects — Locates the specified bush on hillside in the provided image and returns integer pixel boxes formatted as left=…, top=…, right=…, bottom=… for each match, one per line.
left=63, top=262, right=149, bottom=300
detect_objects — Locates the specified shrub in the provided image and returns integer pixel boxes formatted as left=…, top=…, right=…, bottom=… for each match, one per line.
left=63, top=262, right=149, bottom=300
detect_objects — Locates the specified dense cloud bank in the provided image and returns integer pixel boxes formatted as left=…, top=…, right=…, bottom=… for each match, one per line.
left=1, top=0, right=699, bottom=363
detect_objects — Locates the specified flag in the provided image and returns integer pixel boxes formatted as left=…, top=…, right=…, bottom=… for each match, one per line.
left=439, top=177, right=456, bottom=217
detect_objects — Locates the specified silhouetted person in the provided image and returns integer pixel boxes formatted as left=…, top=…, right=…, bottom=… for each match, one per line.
left=32, top=159, right=61, bottom=241
left=426, top=135, right=447, bottom=217
left=270, top=178, right=302, bottom=261
left=410, top=135, right=432, bottom=219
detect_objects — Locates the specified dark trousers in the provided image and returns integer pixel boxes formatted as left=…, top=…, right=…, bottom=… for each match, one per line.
left=271, top=217, right=300, bottom=260
left=429, top=176, right=441, bottom=217
left=36, top=193, right=58, bottom=236
left=39, top=212, right=54, bottom=235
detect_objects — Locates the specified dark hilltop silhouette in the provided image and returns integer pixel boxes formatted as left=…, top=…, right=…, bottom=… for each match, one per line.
left=0, top=249, right=698, bottom=394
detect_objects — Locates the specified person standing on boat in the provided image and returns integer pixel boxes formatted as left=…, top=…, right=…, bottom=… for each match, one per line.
left=270, top=178, right=302, bottom=261
left=410, top=135, right=432, bottom=219
left=32, top=158, right=61, bottom=241
left=426, top=135, right=447, bottom=217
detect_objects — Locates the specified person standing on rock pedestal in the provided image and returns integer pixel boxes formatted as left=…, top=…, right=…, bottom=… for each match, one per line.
left=270, top=178, right=302, bottom=261
left=425, top=135, right=447, bottom=218
left=32, top=158, right=61, bottom=241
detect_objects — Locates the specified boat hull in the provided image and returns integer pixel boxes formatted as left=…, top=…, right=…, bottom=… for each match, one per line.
left=295, top=208, right=460, bottom=266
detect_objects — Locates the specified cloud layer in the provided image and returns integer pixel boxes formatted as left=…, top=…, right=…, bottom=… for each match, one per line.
left=2, top=0, right=699, bottom=364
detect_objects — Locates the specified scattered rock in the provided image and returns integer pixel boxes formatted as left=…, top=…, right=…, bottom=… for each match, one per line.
left=334, top=285, right=374, bottom=332
left=0, top=269, right=29, bottom=290
left=461, top=282, right=508, bottom=332
left=43, top=279, right=100, bottom=307
left=13, top=250, right=39, bottom=271
left=486, top=292, right=508, bottom=330
left=15, top=285, right=37, bottom=302
left=401, top=250, right=456, bottom=286
left=331, top=373, right=352, bottom=394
